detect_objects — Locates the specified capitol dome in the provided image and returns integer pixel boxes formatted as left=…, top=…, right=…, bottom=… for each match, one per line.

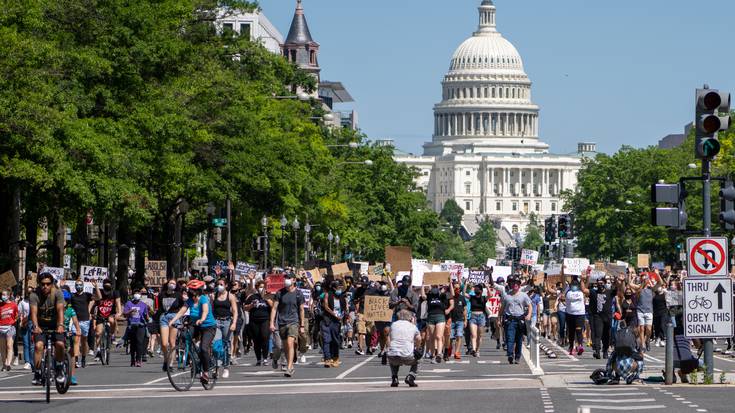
left=424, top=0, right=548, bottom=156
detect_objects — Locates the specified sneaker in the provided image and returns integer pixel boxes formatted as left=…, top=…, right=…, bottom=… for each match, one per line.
left=12, top=357, right=18, bottom=366
left=381, top=353, right=387, bottom=365
left=281, top=364, right=287, bottom=371
left=271, top=358, right=279, bottom=370
left=23, top=363, right=31, bottom=370
left=81, top=356, right=86, bottom=368
left=88, top=350, right=95, bottom=356
left=645, top=341, right=651, bottom=352
left=299, top=354, right=307, bottom=364
left=496, top=341, right=501, bottom=350
left=569, top=348, right=576, bottom=356
left=32, top=372, right=42, bottom=386
left=391, top=376, right=399, bottom=387
left=222, top=368, right=230, bottom=379
left=404, top=374, right=417, bottom=388
left=577, top=346, right=584, bottom=356
left=255, top=360, right=262, bottom=366
left=454, top=352, right=461, bottom=360
left=508, top=356, right=514, bottom=364
left=475, top=351, right=480, bottom=358
left=514, top=358, right=520, bottom=364
left=200, top=372, right=210, bottom=385
left=430, top=358, right=438, bottom=364
left=435, top=355, right=442, bottom=364
left=70, top=376, right=78, bottom=386
left=55, top=367, right=66, bottom=384
left=162, top=362, right=168, bottom=372
left=355, top=350, right=366, bottom=356
left=593, top=351, right=601, bottom=359
left=285, top=368, right=294, bottom=377
left=75, top=361, right=81, bottom=369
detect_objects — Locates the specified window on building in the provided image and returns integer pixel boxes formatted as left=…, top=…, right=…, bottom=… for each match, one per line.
left=423, top=170, right=429, bottom=176
left=512, top=225, right=519, bottom=234
left=492, top=88, right=496, bottom=98
left=290, top=50, right=296, bottom=62
left=535, top=202, right=541, bottom=212
left=551, top=202, right=557, bottom=212
left=523, top=202, right=529, bottom=214
left=496, top=201, right=502, bottom=211
left=222, top=23, right=234, bottom=35
left=310, top=50, right=317, bottom=65
left=240, top=23, right=251, bottom=38
left=465, top=201, right=472, bottom=211
left=466, top=170, right=471, bottom=176
left=512, top=202, right=518, bottom=211
left=465, top=183, right=471, bottom=194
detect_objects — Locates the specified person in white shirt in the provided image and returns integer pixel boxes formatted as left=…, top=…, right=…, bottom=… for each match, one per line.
left=386, top=310, right=422, bottom=388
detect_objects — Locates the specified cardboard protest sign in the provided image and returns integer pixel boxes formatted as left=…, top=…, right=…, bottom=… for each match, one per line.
left=385, top=246, right=412, bottom=273
left=563, top=258, right=590, bottom=276
left=39, top=266, right=65, bottom=283
left=545, top=275, right=563, bottom=290
left=637, top=254, right=650, bottom=269
left=354, top=261, right=369, bottom=275
left=589, top=270, right=607, bottom=285
left=615, top=260, right=630, bottom=268
left=331, top=262, right=351, bottom=279
left=651, top=262, right=665, bottom=271
left=0, top=270, right=17, bottom=291
left=595, top=262, right=605, bottom=270
left=305, top=268, right=323, bottom=284
left=363, top=295, right=392, bottom=322
left=234, top=262, right=258, bottom=281
left=367, top=264, right=384, bottom=281
left=519, top=249, right=539, bottom=266
left=604, top=263, right=627, bottom=280
left=411, top=259, right=433, bottom=287
left=423, top=272, right=451, bottom=286
left=265, top=274, right=285, bottom=294
left=80, top=266, right=108, bottom=283
left=493, top=266, right=512, bottom=279
left=26, top=273, right=37, bottom=289
left=144, top=260, right=168, bottom=287
left=533, top=272, right=545, bottom=285
left=467, top=270, right=488, bottom=285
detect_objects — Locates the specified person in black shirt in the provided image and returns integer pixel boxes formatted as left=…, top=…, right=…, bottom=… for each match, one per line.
left=589, top=276, right=616, bottom=359
left=423, top=285, right=453, bottom=364
left=69, top=280, right=101, bottom=368
left=449, top=285, right=466, bottom=360
left=243, top=280, right=272, bottom=366
left=466, top=284, right=487, bottom=357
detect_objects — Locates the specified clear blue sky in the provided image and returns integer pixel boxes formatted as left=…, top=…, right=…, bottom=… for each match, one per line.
left=259, top=0, right=735, bottom=155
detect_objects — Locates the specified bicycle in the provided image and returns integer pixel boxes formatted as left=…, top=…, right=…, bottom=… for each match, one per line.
left=97, top=319, right=112, bottom=365
left=688, top=296, right=713, bottom=310
left=166, top=318, right=220, bottom=391
left=39, top=330, right=71, bottom=403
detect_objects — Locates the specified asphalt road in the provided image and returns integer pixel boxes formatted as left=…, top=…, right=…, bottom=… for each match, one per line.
left=1, top=334, right=734, bottom=412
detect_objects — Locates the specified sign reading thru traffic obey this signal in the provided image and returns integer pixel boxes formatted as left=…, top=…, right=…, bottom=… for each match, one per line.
left=683, top=277, right=733, bottom=339
left=686, top=237, right=728, bottom=277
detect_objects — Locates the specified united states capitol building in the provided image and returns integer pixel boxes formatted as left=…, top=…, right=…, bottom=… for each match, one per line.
left=394, top=0, right=595, bottom=240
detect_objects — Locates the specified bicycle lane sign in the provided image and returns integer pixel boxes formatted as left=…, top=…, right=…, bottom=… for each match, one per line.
left=687, top=237, right=728, bottom=277
left=683, top=277, right=733, bottom=339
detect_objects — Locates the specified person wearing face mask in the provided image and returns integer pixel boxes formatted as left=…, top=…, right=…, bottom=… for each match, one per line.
left=422, top=284, right=453, bottom=364
left=212, top=278, right=238, bottom=378
left=388, top=276, right=418, bottom=365
left=123, top=288, right=149, bottom=367
left=0, top=289, right=19, bottom=371
left=69, top=280, right=101, bottom=369
left=589, top=276, right=617, bottom=359
left=498, top=279, right=533, bottom=364
left=564, top=274, right=590, bottom=356
left=94, top=279, right=122, bottom=358
left=244, top=280, right=273, bottom=366
left=651, top=283, right=669, bottom=348
left=321, top=281, right=347, bottom=367
left=158, top=280, right=184, bottom=372
left=18, top=287, right=33, bottom=370
left=466, top=284, right=487, bottom=357
left=311, top=282, right=324, bottom=351
left=269, top=274, right=305, bottom=377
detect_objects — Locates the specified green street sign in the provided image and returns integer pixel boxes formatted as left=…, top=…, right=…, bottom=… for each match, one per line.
left=212, top=218, right=227, bottom=227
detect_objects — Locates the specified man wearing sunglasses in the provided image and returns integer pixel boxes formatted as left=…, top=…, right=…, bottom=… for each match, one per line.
left=29, top=272, right=67, bottom=385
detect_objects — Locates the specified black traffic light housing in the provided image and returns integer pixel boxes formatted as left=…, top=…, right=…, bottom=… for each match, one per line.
left=557, top=214, right=572, bottom=238
left=544, top=216, right=557, bottom=243
left=695, top=88, right=730, bottom=159
left=720, top=179, right=735, bottom=230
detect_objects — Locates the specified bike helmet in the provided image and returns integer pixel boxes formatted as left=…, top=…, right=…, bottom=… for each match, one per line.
left=187, top=279, right=206, bottom=291
left=62, top=290, right=72, bottom=301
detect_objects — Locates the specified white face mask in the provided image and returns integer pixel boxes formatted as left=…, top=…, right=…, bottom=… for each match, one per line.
left=0, top=295, right=8, bottom=302
left=258, top=287, right=265, bottom=294
left=284, top=279, right=293, bottom=288
left=217, top=285, right=226, bottom=293
left=133, top=294, right=141, bottom=301
left=380, top=285, right=388, bottom=292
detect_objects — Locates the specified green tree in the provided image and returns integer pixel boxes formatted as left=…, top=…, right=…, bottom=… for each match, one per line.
left=469, top=219, right=497, bottom=267
left=433, top=231, right=469, bottom=263
left=439, top=199, right=464, bottom=234
left=522, top=213, right=544, bottom=252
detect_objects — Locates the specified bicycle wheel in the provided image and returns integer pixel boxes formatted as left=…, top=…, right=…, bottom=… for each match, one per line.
left=45, top=347, right=53, bottom=404
left=102, top=327, right=111, bottom=365
left=703, top=299, right=713, bottom=310
left=56, top=353, right=71, bottom=394
left=202, top=351, right=220, bottom=391
left=167, top=336, right=194, bottom=391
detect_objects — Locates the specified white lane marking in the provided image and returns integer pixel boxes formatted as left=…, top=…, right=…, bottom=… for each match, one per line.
left=545, top=339, right=579, bottom=361
left=144, top=372, right=187, bottom=385
left=577, top=405, right=666, bottom=411
left=696, top=410, right=707, bottom=412
left=569, top=387, right=641, bottom=391
left=335, top=355, right=376, bottom=379
left=0, top=374, right=28, bottom=382
left=571, top=392, right=647, bottom=396
left=643, top=354, right=664, bottom=363
left=575, top=399, right=657, bottom=403
left=714, top=355, right=735, bottom=364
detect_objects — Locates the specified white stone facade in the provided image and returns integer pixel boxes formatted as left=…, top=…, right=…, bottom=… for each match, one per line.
left=217, top=8, right=285, bottom=54
left=396, top=0, right=590, bottom=237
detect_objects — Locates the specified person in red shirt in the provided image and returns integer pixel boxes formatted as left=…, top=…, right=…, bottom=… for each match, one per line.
left=0, top=289, right=19, bottom=371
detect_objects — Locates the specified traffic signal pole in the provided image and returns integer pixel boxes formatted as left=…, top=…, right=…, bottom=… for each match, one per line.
left=702, top=157, right=714, bottom=381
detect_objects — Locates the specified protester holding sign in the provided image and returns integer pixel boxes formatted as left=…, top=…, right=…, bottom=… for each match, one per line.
left=321, top=280, right=347, bottom=368
left=269, top=274, right=305, bottom=377
left=422, top=283, right=453, bottom=364
left=564, top=273, right=590, bottom=356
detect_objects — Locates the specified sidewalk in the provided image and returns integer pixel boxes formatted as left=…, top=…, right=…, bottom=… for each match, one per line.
left=540, top=371, right=735, bottom=388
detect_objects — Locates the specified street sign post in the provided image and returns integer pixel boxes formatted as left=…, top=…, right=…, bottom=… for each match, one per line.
left=683, top=277, right=733, bottom=339
left=686, top=237, right=728, bottom=277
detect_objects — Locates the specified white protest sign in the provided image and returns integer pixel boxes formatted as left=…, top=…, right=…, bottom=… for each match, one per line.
left=545, top=263, right=562, bottom=276
left=80, top=266, right=109, bottom=283
left=299, top=288, right=312, bottom=309
left=683, top=277, right=733, bottom=338
left=486, top=259, right=497, bottom=268
left=41, top=267, right=65, bottom=283
left=411, top=259, right=431, bottom=287
left=63, top=280, right=94, bottom=294
left=493, top=266, right=512, bottom=279
left=563, top=258, right=590, bottom=276
left=519, top=250, right=539, bottom=266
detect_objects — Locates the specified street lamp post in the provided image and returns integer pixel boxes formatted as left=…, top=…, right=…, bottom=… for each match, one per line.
left=292, top=217, right=300, bottom=268
left=261, top=216, right=269, bottom=270
left=327, top=230, right=333, bottom=263
left=335, top=234, right=341, bottom=262
left=280, top=215, right=287, bottom=269
left=304, top=221, right=311, bottom=263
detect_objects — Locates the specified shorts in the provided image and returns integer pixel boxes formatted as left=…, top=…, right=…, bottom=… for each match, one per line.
left=637, top=311, right=653, bottom=326
left=426, top=313, right=446, bottom=326
left=375, top=321, right=390, bottom=332
left=0, top=325, right=16, bottom=338
left=147, top=321, right=160, bottom=335
left=450, top=321, right=464, bottom=339
left=356, top=317, right=367, bottom=335
left=543, top=310, right=551, bottom=316
left=469, top=312, right=486, bottom=326
left=159, top=313, right=180, bottom=329
left=34, top=331, right=65, bottom=344
left=279, top=323, right=299, bottom=340
left=70, top=320, right=90, bottom=337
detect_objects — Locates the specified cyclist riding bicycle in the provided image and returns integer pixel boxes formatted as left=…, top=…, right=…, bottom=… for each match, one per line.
left=30, top=272, right=66, bottom=385
left=94, top=279, right=122, bottom=359
left=168, top=279, right=217, bottom=384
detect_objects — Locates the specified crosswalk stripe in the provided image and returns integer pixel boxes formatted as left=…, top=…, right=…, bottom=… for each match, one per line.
left=577, top=405, right=666, bottom=411
left=571, top=392, right=647, bottom=396
left=575, top=399, right=656, bottom=403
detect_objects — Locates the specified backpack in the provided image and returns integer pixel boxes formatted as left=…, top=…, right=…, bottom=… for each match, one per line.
left=615, top=325, right=636, bottom=356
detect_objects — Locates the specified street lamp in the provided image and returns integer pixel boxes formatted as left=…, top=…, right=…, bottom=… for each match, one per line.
left=272, top=91, right=310, bottom=100
left=304, top=221, right=311, bottom=263
left=280, top=215, right=288, bottom=268
left=261, top=215, right=269, bottom=270
left=292, top=217, right=300, bottom=267
left=327, top=230, right=334, bottom=262
left=335, top=234, right=341, bottom=262
left=327, top=142, right=359, bottom=149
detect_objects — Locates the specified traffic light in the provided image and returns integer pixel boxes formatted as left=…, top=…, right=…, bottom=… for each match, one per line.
left=544, top=216, right=557, bottom=243
left=557, top=214, right=571, bottom=238
left=720, top=179, right=735, bottom=230
left=651, top=182, right=687, bottom=229
left=695, top=88, right=731, bottom=159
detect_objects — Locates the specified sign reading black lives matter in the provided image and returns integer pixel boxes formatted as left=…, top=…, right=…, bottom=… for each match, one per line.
left=683, top=277, right=733, bottom=338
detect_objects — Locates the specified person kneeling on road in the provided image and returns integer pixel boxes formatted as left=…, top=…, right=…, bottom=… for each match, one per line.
left=387, top=310, right=422, bottom=388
